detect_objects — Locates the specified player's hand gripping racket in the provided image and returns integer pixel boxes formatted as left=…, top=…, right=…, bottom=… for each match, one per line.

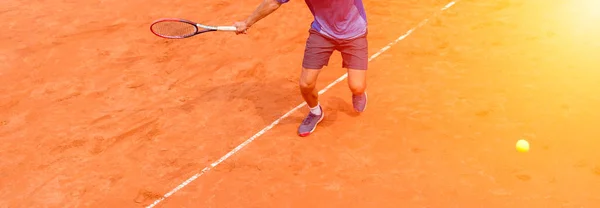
left=150, top=18, right=237, bottom=39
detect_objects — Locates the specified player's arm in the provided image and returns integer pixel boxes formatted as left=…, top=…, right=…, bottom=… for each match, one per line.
left=234, top=0, right=287, bottom=34
left=245, top=0, right=285, bottom=27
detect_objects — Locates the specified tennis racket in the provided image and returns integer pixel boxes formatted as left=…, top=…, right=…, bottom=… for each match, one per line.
left=150, top=18, right=238, bottom=39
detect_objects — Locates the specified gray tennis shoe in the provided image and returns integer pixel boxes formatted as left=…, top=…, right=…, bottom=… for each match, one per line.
left=298, top=106, right=324, bottom=137
left=352, top=92, right=367, bottom=112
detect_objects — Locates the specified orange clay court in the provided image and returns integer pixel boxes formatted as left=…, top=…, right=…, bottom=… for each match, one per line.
left=1, top=0, right=600, bottom=207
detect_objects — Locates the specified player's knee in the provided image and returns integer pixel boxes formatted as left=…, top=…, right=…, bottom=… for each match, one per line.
left=348, top=80, right=366, bottom=94
left=299, top=78, right=316, bottom=92
left=299, top=67, right=320, bottom=93
left=299, top=79, right=317, bottom=92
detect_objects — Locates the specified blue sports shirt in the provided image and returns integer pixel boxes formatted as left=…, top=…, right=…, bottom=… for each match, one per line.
left=277, top=0, right=368, bottom=40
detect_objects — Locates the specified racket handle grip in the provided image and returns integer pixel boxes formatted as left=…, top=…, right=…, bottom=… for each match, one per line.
left=217, top=26, right=238, bottom=31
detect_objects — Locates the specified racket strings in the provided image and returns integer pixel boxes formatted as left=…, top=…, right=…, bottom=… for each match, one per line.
left=151, top=21, right=197, bottom=38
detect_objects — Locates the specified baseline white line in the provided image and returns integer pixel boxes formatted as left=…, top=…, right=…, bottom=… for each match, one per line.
left=146, top=1, right=458, bottom=207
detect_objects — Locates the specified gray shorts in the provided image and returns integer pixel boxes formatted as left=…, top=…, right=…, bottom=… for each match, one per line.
left=301, top=29, right=368, bottom=70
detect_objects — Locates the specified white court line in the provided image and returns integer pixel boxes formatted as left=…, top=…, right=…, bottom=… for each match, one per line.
left=146, top=1, right=458, bottom=207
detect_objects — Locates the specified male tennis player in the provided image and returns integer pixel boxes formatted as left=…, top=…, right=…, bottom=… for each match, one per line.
left=233, top=0, right=368, bottom=137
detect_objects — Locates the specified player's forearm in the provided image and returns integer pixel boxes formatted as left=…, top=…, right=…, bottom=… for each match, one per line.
left=244, top=0, right=281, bottom=27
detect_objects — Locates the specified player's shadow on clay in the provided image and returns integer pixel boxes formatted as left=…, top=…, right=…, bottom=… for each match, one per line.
left=179, top=79, right=358, bottom=129
left=180, top=78, right=302, bottom=123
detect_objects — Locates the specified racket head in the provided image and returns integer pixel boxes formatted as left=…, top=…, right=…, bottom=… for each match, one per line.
left=150, top=18, right=202, bottom=39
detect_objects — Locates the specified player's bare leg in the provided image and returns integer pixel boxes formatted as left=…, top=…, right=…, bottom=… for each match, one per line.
left=348, top=68, right=367, bottom=112
left=298, top=67, right=324, bottom=137
left=300, top=68, right=321, bottom=108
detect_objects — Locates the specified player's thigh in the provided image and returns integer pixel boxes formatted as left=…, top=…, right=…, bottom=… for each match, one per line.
left=302, top=29, right=336, bottom=70
left=347, top=68, right=367, bottom=92
left=347, top=68, right=367, bottom=82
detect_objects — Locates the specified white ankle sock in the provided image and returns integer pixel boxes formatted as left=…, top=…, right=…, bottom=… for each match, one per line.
left=309, top=104, right=322, bottom=115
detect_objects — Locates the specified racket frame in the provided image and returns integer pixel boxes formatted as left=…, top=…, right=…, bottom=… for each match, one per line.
left=150, top=18, right=237, bottom=39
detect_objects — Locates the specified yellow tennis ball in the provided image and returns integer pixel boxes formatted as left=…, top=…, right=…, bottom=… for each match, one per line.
left=516, top=139, right=529, bottom=152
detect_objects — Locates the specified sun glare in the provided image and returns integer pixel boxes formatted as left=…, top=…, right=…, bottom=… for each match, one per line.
left=551, top=0, right=600, bottom=41
left=570, top=0, right=600, bottom=19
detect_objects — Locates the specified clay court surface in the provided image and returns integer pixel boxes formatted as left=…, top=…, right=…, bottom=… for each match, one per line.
left=2, top=0, right=600, bottom=207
